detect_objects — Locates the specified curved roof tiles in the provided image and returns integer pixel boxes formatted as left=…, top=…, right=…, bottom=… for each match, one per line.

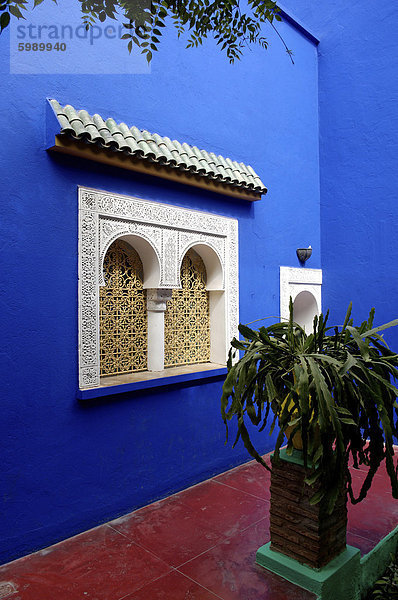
left=49, top=99, right=267, bottom=196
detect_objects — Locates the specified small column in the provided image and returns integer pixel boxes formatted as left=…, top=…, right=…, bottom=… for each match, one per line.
left=146, top=288, right=173, bottom=371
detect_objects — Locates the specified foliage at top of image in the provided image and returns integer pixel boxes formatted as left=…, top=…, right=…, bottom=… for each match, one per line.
left=0, top=0, right=294, bottom=63
left=221, top=301, right=398, bottom=514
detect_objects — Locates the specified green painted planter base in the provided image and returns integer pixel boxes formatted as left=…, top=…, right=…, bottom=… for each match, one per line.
left=256, top=543, right=361, bottom=600
left=360, top=525, right=398, bottom=597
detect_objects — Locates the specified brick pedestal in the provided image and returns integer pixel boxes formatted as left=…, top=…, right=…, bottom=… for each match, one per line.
left=269, top=449, right=347, bottom=569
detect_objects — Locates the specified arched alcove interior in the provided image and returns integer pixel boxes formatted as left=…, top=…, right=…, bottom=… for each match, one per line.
left=111, top=234, right=161, bottom=289
left=187, top=243, right=224, bottom=290
left=164, top=248, right=210, bottom=367
left=188, top=243, right=226, bottom=364
left=99, top=238, right=147, bottom=377
left=293, top=291, right=319, bottom=332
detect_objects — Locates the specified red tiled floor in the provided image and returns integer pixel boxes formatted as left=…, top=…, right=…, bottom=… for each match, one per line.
left=348, top=447, right=397, bottom=476
left=125, top=569, right=223, bottom=600
left=346, top=447, right=398, bottom=552
left=179, top=518, right=316, bottom=600
left=347, top=490, right=398, bottom=544
left=109, top=495, right=224, bottom=568
left=213, top=459, right=271, bottom=501
left=349, top=460, right=397, bottom=497
left=346, top=531, right=376, bottom=556
left=0, top=453, right=396, bottom=600
left=0, top=524, right=171, bottom=600
left=348, top=471, right=398, bottom=543
left=174, top=479, right=269, bottom=538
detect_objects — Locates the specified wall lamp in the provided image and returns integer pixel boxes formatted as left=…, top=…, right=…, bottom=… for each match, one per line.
left=296, top=246, right=312, bottom=263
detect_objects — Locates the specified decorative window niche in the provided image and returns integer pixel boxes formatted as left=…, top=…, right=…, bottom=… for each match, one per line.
left=100, top=239, right=147, bottom=376
left=164, top=249, right=210, bottom=368
left=78, top=187, right=239, bottom=390
left=280, top=266, right=322, bottom=331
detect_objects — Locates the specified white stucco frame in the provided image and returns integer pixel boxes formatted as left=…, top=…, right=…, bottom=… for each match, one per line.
left=78, top=186, right=239, bottom=389
left=280, top=266, right=322, bottom=322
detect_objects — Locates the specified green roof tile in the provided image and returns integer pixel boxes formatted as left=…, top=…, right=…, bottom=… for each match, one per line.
left=49, top=99, right=267, bottom=196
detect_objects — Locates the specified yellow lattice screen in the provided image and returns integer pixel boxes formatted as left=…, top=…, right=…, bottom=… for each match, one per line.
left=100, top=240, right=147, bottom=376
left=164, top=249, right=210, bottom=367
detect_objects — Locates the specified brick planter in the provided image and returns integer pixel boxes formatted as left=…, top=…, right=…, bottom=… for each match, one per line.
left=269, top=450, right=347, bottom=569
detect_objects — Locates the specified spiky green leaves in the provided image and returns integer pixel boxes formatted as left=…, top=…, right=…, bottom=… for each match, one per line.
left=221, top=303, right=398, bottom=513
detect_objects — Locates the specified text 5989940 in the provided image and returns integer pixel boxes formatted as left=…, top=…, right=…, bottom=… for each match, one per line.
left=18, top=42, right=66, bottom=51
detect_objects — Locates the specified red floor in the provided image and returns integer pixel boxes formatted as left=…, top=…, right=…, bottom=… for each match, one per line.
left=1, top=454, right=397, bottom=600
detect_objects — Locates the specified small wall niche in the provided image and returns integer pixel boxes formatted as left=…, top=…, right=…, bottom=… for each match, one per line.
left=280, top=267, right=322, bottom=329
left=292, top=290, right=319, bottom=332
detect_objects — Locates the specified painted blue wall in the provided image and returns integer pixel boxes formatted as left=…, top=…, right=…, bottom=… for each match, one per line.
left=0, top=12, right=320, bottom=563
left=282, top=0, right=398, bottom=345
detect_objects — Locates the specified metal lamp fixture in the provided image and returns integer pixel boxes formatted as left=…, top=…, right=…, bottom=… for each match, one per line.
left=296, top=246, right=312, bottom=263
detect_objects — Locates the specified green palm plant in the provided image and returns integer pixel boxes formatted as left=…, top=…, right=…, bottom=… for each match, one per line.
left=221, top=302, right=398, bottom=513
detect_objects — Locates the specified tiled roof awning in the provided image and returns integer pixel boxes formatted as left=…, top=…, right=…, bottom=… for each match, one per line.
left=47, top=99, right=267, bottom=201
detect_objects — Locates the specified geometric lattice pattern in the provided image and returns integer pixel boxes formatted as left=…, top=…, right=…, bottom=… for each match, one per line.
left=100, top=239, right=147, bottom=376
left=164, top=249, right=210, bottom=367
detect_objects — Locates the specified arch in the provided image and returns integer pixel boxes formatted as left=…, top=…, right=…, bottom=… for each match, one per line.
left=101, top=233, right=161, bottom=289
left=164, top=248, right=210, bottom=367
left=279, top=267, right=322, bottom=327
left=189, top=244, right=226, bottom=363
left=177, top=244, right=226, bottom=364
left=179, top=242, right=224, bottom=290
left=293, top=290, right=319, bottom=332
left=99, top=239, right=147, bottom=376
left=78, top=188, right=239, bottom=389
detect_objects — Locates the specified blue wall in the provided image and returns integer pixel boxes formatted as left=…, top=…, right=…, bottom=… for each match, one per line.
left=0, top=14, right=320, bottom=563
left=282, top=0, right=398, bottom=345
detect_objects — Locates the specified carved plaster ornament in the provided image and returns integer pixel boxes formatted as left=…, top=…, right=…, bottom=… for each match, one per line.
left=78, top=187, right=238, bottom=389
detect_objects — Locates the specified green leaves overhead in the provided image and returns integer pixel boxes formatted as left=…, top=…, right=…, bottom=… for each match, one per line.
left=1, top=0, right=28, bottom=33
left=221, top=303, right=398, bottom=513
left=0, top=0, right=293, bottom=64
